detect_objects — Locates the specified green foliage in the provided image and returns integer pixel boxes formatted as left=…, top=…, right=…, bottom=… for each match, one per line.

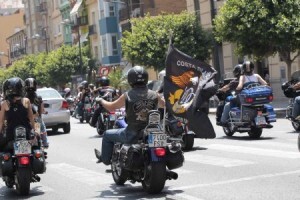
left=121, top=11, right=214, bottom=71
left=108, top=68, right=129, bottom=91
left=0, top=44, right=90, bottom=88
left=214, top=0, right=300, bottom=67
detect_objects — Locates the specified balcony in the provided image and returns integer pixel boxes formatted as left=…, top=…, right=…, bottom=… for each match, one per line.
left=77, top=16, right=88, bottom=26
left=88, top=24, right=97, bottom=35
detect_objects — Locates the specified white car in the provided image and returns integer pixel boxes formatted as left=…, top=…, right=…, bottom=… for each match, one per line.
left=37, top=87, right=71, bottom=133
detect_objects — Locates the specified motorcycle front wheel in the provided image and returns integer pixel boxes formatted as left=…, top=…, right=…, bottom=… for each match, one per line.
left=142, top=162, right=166, bottom=194
left=223, top=126, right=234, bottom=137
left=16, top=167, right=31, bottom=195
left=111, top=161, right=128, bottom=185
left=182, top=133, right=194, bottom=151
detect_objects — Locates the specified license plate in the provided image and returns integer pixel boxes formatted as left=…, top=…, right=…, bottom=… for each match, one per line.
left=255, top=116, right=266, bottom=126
left=14, top=140, right=31, bottom=155
left=148, top=133, right=167, bottom=147
left=84, top=104, right=91, bottom=109
left=109, top=114, right=116, bottom=121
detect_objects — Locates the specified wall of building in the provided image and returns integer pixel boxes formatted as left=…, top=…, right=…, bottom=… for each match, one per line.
left=0, top=9, right=24, bottom=67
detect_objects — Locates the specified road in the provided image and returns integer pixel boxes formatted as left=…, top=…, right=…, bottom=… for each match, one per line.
left=0, top=116, right=299, bottom=200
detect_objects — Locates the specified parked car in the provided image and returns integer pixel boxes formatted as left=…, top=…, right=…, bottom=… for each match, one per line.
left=37, top=87, right=71, bottom=133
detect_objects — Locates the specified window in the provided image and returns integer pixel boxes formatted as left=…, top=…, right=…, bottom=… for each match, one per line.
left=109, top=4, right=115, bottom=17
left=102, top=36, right=108, bottom=57
left=111, top=35, right=118, bottom=55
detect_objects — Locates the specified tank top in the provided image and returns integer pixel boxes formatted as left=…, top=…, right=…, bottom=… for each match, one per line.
left=244, top=74, right=258, bottom=83
left=125, top=87, right=158, bottom=132
left=5, top=99, right=31, bottom=141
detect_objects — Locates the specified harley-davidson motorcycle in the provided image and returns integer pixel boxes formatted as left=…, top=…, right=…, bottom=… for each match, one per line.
left=281, top=70, right=300, bottom=151
left=218, top=81, right=276, bottom=139
left=110, top=110, right=184, bottom=194
left=0, top=126, right=46, bottom=195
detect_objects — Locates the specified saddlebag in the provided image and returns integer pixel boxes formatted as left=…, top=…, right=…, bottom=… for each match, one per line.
left=166, top=147, right=184, bottom=170
left=239, top=86, right=273, bottom=105
left=119, top=144, right=143, bottom=170
left=1, top=156, right=13, bottom=177
left=32, top=150, right=46, bottom=174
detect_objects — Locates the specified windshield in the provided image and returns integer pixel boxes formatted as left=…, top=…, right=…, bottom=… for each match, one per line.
left=291, top=70, right=300, bottom=81
left=37, top=89, right=62, bottom=99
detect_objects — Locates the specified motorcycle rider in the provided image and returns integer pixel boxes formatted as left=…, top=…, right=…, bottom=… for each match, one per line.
left=291, top=82, right=300, bottom=120
left=94, top=66, right=165, bottom=165
left=89, top=76, right=118, bottom=128
left=24, top=78, right=49, bottom=148
left=236, top=61, right=267, bottom=90
left=220, top=61, right=268, bottom=125
left=0, top=77, right=36, bottom=151
left=76, top=81, right=91, bottom=119
left=217, top=64, right=242, bottom=125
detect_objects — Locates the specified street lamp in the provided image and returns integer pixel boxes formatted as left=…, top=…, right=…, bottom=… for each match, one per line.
left=32, top=27, right=49, bottom=53
left=0, top=51, right=9, bottom=67
left=61, top=18, right=83, bottom=78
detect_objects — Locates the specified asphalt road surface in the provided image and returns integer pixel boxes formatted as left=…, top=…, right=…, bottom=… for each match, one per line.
left=0, top=116, right=299, bottom=200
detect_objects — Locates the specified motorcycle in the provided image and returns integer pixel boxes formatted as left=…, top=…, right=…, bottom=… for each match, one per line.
left=282, top=70, right=300, bottom=132
left=220, top=82, right=276, bottom=139
left=0, top=126, right=46, bottom=195
left=281, top=70, right=300, bottom=151
left=164, top=115, right=195, bottom=151
left=111, top=110, right=184, bottom=194
left=79, top=95, right=92, bottom=123
left=65, top=96, right=75, bottom=115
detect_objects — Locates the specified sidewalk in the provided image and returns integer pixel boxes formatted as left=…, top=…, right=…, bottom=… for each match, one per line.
left=209, top=97, right=289, bottom=118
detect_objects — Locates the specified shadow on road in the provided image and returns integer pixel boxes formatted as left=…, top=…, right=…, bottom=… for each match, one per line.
left=185, top=146, right=208, bottom=152
left=217, top=136, right=275, bottom=141
left=0, top=185, right=45, bottom=199
left=94, top=184, right=184, bottom=199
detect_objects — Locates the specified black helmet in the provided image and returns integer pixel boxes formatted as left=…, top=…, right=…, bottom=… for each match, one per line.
left=25, top=77, right=37, bottom=92
left=98, top=76, right=110, bottom=87
left=127, top=66, right=148, bottom=87
left=3, top=77, right=25, bottom=98
left=242, top=61, right=255, bottom=75
left=233, top=64, right=242, bottom=78
left=88, top=83, right=95, bottom=88
left=80, top=80, right=88, bottom=89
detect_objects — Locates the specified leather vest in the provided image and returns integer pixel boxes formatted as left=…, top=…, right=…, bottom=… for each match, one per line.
left=125, top=87, right=158, bottom=131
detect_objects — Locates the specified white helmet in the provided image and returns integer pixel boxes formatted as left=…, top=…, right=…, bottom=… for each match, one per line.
left=64, top=87, right=71, bottom=93
left=158, top=70, right=166, bottom=82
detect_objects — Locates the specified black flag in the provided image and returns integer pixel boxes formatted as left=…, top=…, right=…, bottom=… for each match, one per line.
left=164, top=44, right=217, bottom=138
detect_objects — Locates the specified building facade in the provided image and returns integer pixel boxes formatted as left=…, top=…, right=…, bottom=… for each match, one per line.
left=0, top=8, right=25, bottom=67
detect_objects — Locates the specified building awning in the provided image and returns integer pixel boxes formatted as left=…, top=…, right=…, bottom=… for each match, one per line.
left=70, top=0, right=83, bottom=15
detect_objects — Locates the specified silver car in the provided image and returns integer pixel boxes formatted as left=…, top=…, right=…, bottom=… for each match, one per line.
left=37, top=87, right=71, bottom=133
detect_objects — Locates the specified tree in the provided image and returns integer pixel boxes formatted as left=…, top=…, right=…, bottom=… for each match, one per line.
left=214, top=0, right=300, bottom=79
left=108, top=68, right=129, bottom=92
left=121, top=11, right=214, bottom=72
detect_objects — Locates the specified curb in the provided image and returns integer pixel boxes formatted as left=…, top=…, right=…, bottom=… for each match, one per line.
left=209, top=108, right=287, bottom=118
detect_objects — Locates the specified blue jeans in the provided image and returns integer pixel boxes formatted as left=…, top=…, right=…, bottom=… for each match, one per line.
left=101, top=128, right=137, bottom=165
left=221, top=102, right=231, bottom=123
left=292, top=96, right=300, bottom=118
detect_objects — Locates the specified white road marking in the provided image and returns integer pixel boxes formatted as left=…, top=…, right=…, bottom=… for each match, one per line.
left=184, top=154, right=254, bottom=167
left=206, top=144, right=300, bottom=159
left=171, top=169, right=300, bottom=191
left=48, top=163, right=112, bottom=186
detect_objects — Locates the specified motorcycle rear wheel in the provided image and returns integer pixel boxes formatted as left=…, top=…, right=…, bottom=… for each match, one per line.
left=292, top=121, right=300, bottom=131
left=142, top=162, right=166, bottom=194
left=16, top=167, right=31, bottom=195
left=248, top=127, right=262, bottom=139
left=223, top=126, right=234, bottom=137
left=111, top=158, right=127, bottom=185
left=182, top=133, right=194, bottom=151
